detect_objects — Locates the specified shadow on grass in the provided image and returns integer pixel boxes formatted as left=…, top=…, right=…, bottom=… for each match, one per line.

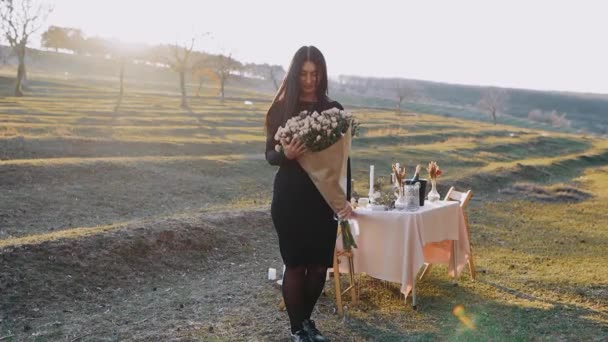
left=332, top=275, right=608, bottom=341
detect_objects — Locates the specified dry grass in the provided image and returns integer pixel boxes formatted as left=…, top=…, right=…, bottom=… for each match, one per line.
left=1, top=73, right=607, bottom=340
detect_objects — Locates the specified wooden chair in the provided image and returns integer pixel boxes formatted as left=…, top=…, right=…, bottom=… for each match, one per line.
left=419, top=186, right=476, bottom=280
left=329, top=223, right=358, bottom=316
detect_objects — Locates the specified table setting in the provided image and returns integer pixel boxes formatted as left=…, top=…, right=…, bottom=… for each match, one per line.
left=334, top=161, right=472, bottom=309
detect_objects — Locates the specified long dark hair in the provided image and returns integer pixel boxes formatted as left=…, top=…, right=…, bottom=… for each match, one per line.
left=265, top=45, right=329, bottom=131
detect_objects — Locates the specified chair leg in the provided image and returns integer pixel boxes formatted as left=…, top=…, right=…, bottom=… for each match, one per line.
left=348, top=254, right=358, bottom=304
left=333, top=249, right=343, bottom=316
left=419, top=263, right=432, bottom=280
left=452, top=240, right=458, bottom=283
left=412, top=277, right=417, bottom=310
left=468, top=246, right=477, bottom=280
left=463, top=213, right=476, bottom=281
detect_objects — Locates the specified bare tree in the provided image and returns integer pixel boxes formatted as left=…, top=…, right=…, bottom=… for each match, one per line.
left=393, top=78, right=421, bottom=113
left=165, top=39, right=196, bottom=109
left=191, top=61, right=216, bottom=98
left=477, top=87, right=509, bottom=124
left=0, top=0, right=52, bottom=96
left=212, top=53, right=240, bottom=103
left=113, top=56, right=125, bottom=112
left=268, top=64, right=284, bottom=91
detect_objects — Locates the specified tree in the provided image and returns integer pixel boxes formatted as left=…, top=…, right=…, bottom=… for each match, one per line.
left=166, top=39, right=196, bottom=109
left=392, top=78, right=422, bottom=113
left=110, top=42, right=147, bottom=112
left=64, top=27, right=84, bottom=54
left=80, top=36, right=109, bottom=56
left=211, top=53, right=241, bottom=103
left=41, top=25, right=68, bottom=52
left=241, top=62, right=284, bottom=90
left=268, top=64, right=285, bottom=91
left=113, top=56, right=125, bottom=112
left=191, top=60, right=217, bottom=98
left=41, top=26, right=85, bottom=54
left=0, top=0, right=52, bottom=96
left=477, top=87, right=509, bottom=124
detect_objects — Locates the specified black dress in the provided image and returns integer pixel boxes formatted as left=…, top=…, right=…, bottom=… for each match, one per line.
left=265, top=99, right=351, bottom=267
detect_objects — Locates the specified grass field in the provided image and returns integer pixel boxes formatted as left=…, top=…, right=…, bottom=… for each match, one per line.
left=1, top=72, right=607, bottom=341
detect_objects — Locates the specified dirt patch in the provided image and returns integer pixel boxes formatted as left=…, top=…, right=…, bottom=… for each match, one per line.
left=500, top=183, right=593, bottom=203
left=0, top=209, right=283, bottom=341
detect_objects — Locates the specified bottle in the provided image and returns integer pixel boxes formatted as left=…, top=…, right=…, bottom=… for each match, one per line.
left=411, top=164, right=421, bottom=182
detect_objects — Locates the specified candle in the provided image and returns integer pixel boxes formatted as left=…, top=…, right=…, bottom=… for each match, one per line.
left=268, top=267, right=277, bottom=280
left=369, top=165, right=375, bottom=195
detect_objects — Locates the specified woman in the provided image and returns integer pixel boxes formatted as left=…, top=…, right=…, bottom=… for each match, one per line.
left=265, top=45, right=353, bottom=342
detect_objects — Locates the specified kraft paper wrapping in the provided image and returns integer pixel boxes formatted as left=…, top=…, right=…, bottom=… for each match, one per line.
left=297, top=128, right=352, bottom=214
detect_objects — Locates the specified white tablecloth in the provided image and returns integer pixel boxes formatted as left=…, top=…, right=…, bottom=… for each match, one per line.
left=337, top=200, right=471, bottom=299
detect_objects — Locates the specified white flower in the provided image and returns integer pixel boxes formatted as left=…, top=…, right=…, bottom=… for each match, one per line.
left=274, top=144, right=281, bottom=152
left=324, top=107, right=339, bottom=115
left=316, top=135, right=321, bottom=141
left=331, top=122, right=337, bottom=128
left=326, top=129, right=331, bottom=136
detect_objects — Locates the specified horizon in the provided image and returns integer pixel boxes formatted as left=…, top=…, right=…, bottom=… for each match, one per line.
left=33, top=0, right=608, bottom=95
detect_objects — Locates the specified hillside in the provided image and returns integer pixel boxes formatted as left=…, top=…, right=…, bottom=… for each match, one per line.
left=0, top=55, right=606, bottom=341
left=3, top=45, right=608, bottom=136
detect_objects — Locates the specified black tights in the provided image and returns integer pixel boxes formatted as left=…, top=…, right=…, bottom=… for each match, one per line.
left=282, top=264, right=328, bottom=333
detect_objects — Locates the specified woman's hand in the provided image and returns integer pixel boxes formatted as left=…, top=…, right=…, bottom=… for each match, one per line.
left=337, top=201, right=355, bottom=220
left=281, top=138, right=307, bottom=160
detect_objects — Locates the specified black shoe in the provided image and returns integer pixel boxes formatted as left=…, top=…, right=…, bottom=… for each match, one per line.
left=302, top=319, right=328, bottom=342
left=291, top=329, right=313, bottom=342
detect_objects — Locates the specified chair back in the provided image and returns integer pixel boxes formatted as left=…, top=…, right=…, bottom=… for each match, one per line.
left=444, top=186, right=473, bottom=209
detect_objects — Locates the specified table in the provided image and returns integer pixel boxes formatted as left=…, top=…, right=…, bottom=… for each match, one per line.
left=335, top=200, right=471, bottom=307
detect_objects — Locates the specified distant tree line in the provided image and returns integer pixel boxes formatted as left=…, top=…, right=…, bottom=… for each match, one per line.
left=3, top=3, right=602, bottom=134
left=38, top=26, right=286, bottom=109
left=1, top=6, right=286, bottom=107
left=336, top=75, right=427, bottom=113
left=528, top=109, right=571, bottom=128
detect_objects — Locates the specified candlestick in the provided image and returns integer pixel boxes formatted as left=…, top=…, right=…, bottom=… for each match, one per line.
left=369, top=165, right=375, bottom=200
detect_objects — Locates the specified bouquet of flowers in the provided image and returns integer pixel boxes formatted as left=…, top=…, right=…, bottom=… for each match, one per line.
left=275, top=107, right=359, bottom=250
left=426, top=161, right=443, bottom=202
left=391, top=163, right=407, bottom=187
left=427, top=161, right=443, bottom=180
left=274, top=107, right=357, bottom=152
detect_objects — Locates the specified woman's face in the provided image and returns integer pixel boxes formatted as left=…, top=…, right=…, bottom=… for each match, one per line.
left=299, top=60, right=319, bottom=98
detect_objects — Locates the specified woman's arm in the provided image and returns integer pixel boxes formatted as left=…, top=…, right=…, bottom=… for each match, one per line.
left=265, top=103, right=285, bottom=166
left=265, top=133, right=285, bottom=166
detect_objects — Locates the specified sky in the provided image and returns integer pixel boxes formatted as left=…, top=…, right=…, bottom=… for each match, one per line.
left=42, top=0, right=608, bottom=94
